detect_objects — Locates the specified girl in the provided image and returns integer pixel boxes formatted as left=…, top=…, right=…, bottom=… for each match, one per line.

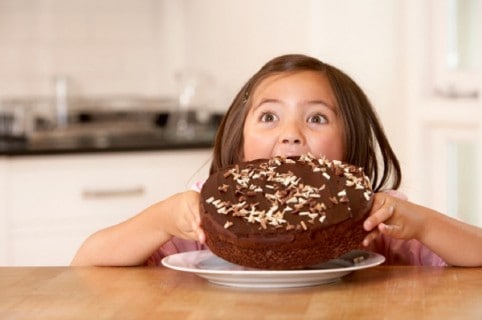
left=71, top=54, right=482, bottom=267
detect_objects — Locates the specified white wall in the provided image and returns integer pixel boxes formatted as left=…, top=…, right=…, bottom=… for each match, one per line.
left=0, top=0, right=406, bottom=173
left=309, top=0, right=404, bottom=148
left=181, top=0, right=405, bottom=176
left=182, top=0, right=312, bottom=111
left=311, top=0, right=405, bottom=170
left=0, top=0, right=184, bottom=97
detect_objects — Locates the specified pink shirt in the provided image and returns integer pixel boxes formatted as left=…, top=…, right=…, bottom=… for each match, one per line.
left=147, top=184, right=447, bottom=267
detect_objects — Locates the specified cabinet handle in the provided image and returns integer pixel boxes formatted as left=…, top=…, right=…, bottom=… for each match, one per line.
left=434, top=86, right=479, bottom=100
left=82, top=186, right=145, bottom=199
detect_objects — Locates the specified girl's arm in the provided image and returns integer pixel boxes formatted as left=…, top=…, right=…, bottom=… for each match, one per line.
left=70, top=190, right=205, bottom=266
left=363, top=193, right=482, bottom=267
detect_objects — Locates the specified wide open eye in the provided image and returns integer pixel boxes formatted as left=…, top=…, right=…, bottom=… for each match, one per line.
left=259, top=112, right=278, bottom=122
left=307, top=113, right=327, bottom=124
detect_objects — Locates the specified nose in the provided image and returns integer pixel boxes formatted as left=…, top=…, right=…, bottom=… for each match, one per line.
left=281, top=136, right=301, bottom=144
left=280, top=122, right=304, bottom=145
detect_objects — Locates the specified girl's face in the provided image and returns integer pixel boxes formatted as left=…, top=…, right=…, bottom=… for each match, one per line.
left=242, top=71, right=345, bottom=161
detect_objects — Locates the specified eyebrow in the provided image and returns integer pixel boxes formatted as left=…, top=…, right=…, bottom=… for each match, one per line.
left=254, top=98, right=337, bottom=112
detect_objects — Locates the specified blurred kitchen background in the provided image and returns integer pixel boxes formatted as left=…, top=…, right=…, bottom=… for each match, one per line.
left=0, top=0, right=481, bottom=265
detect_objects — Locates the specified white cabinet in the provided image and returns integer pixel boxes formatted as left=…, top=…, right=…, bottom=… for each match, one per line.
left=1, top=149, right=211, bottom=266
left=402, top=0, right=482, bottom=226
left=0, top=158, right=8, bottom=264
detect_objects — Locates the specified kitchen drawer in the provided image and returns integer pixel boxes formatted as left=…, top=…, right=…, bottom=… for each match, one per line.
left=2, top=150, right=211, bottom=265
left=9, top=150, right=211, bottom=227
left=0, top=158, right=8, bottom=264
left=10, top=226, right=98, bottom=266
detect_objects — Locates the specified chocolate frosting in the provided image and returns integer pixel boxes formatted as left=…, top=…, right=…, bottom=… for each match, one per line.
left=200, top=154, right=373, bottom=246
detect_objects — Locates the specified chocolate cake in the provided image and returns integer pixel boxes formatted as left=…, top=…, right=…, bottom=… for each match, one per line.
left=200, top=154, right=374, bottom=269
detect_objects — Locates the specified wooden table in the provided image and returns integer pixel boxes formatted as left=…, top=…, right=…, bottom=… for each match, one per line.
left=1, top=266, right=481, bottom=319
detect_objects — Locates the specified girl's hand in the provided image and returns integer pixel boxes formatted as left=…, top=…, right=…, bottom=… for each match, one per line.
left=71, top=190, right=206, bottom=266
left=362, top=192, right=425, bottom=247
left=163, top=190, right=206, bottom=243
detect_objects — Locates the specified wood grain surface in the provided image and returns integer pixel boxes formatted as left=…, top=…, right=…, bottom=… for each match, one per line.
left=1, top=266, right=481, bottom=319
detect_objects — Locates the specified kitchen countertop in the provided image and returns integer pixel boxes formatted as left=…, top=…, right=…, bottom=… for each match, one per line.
left=1, top=265, right=481, bottom=319
left=0, top=136, right=214, bottom=156
left=0, top=111, right=222, bottom=156
left=0, top=128, right=216, bottom=156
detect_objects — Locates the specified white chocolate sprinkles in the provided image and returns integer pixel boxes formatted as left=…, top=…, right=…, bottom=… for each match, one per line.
left=206, top=154, right=372, bottom=231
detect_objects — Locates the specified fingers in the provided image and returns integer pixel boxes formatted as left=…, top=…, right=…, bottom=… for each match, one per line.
left=190, top=219, right=206, bottom=243
left=196, top=228, right=206, bottom=244
left=362, top=229, right=380, bottom=247
left=363, top=193, right=398, bottom=246
left=184, top=190, right=205, bottom=243
left=364, top=203, right=395, bottom=231
left=378, top=222, right=402, bottom=237
left=179, top=219, right=204, bottom=243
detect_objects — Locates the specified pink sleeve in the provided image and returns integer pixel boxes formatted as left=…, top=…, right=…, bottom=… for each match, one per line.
left=146, top=238, right=208, bottom=266
left=191, top=180, right=204, bottom=192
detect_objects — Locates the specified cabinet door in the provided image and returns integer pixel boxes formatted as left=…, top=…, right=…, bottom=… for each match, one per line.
left=403, top=0, right=482, bottom=226
left=430, top=0, right=480, bottom=97
left=7, top=150, right=211, bottom=266
left=0, top=158, right=8, bottom=265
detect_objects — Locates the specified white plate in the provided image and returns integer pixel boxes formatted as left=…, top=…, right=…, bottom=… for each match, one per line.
left=161, top=250, right=385, bottom=289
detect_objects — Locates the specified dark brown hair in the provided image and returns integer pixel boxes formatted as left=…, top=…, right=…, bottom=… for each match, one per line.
left=210, top=54, right=401, bottom=192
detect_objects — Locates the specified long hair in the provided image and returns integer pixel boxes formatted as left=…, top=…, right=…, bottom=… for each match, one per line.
left=210, top=54, right=401, bottom=191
